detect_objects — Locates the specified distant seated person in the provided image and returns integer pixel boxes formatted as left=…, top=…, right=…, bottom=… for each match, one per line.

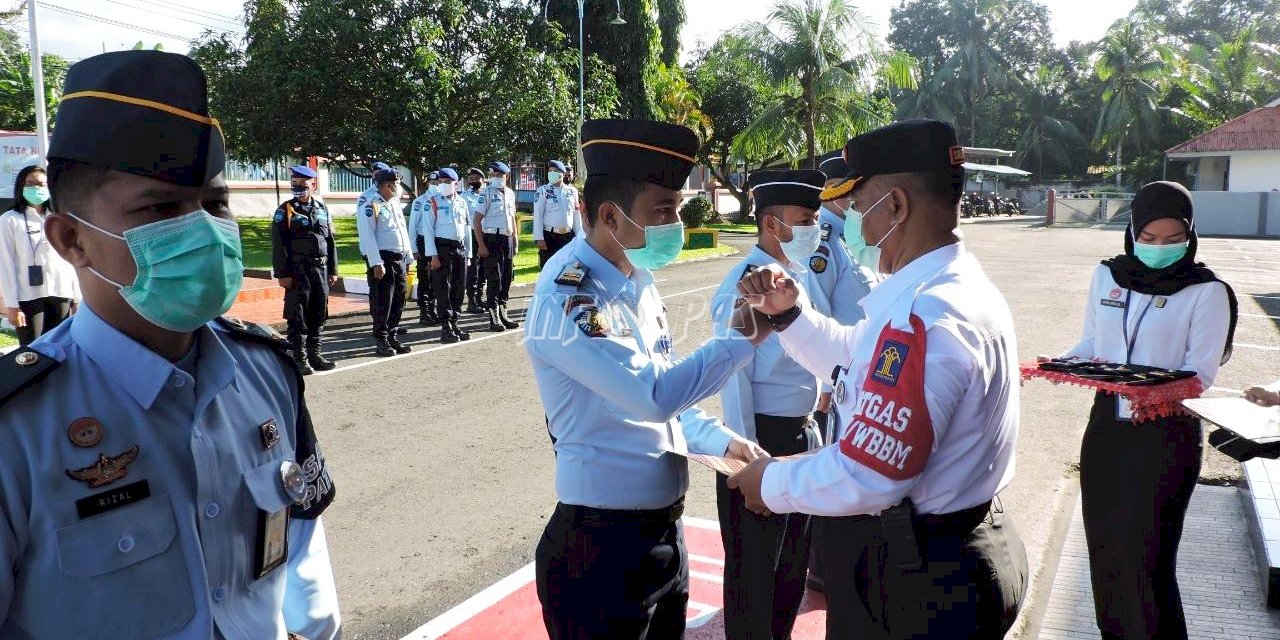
left=1244, top=381, right=1280, bottom=407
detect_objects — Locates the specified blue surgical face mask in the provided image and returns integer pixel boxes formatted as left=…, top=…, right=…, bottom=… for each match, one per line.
left=548, top=171, right=563, bottom=184
left=847, top=192, right=893, bottom=272
left=69, top=210, right=245, bottom=332
left=608, top=204, right=685, bottom=271
left=1134, top=241, right=1189, bottom=269
left=770, top=215, right=821, bottom=266
left=22, top=185, right=50, bottom=206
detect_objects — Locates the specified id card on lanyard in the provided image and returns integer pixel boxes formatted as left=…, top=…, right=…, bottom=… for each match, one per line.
left=1117, top=290, right=1155, bottom=420
left=21, top=210, right=44, bottom=286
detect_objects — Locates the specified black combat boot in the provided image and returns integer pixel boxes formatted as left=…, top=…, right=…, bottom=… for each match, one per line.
left=451, top=318, right=470, bottom=341
left=387, top=334, right=412, bottom=354
left=306, top=338, right=336, bottom=371
left=488, top=307, right=505, bottom=332
left=374, top=337, right=396, bottom=357
left=419, top=307, right=439, bottom=326
left=465, top=298, right=483, bottom=314
left=290, top=338, right=314, bottom=375
left=440, top=320, right=459, bottom=344
left=498, top=305, right=519, bottom=329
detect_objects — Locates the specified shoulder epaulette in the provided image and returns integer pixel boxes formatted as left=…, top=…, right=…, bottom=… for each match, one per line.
left=554, top=260, right=589, bottom=287
left=215, top=316, right=306, bottom=378
left=0, top=347, right=60, bottom=409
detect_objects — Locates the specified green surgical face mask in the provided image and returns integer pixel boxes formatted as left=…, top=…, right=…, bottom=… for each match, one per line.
left=22, top=186, right=49, bottom=206
left=1133, top=240, right=1189, bottom=270
left=70, top=210, right=245, bottom=332
left=609, top=204, right=685, bottom=271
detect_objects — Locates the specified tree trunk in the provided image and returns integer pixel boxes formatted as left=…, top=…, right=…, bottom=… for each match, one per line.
left=805, top=80, right=817, bottom=169
left=1115, top=140, right=1123, bottom=189
left=708, top=161, right=751, bottom=223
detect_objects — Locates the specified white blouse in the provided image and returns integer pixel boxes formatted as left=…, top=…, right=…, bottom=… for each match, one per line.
left=0, top=207, right=80, bottom=306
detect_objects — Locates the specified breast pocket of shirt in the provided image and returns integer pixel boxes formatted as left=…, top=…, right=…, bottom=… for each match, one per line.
left=241, top=456, right=297, bottom=590
left=54, top=493, right=195, bottom=637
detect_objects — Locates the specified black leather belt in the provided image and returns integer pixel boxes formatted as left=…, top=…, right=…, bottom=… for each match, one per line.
left=556, top=498, right=685, bottom=527
left=435, top=238, right=463, bottom=248
left=825, top=499, right=992, bottom=536
left=378, top=250, right=404, bottom=261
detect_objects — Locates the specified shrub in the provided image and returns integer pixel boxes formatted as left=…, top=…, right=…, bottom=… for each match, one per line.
left=679, top=196, right=713, bottom=229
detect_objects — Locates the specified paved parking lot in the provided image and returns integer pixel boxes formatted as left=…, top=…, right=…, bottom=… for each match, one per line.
left=300, top=219, right=1279, bottom=638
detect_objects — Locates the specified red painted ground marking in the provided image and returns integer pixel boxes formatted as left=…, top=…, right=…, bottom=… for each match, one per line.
left=402, top=516, right=829, bottom=640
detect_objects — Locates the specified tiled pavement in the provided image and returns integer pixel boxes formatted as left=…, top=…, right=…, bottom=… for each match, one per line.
left=226, top=276, right=368, bottom=327
left=1037, top=485, right=1280, bottom=639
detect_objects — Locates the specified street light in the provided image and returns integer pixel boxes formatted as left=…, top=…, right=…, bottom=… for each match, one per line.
left=542, top=0, right=626, bottom=181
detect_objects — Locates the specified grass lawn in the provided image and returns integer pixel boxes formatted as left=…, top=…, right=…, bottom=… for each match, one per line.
left=0, top=329, right=16, bottom=349
left=707, top=222, right=758, bottom=234
left=238, top=217, right=738, bottom=283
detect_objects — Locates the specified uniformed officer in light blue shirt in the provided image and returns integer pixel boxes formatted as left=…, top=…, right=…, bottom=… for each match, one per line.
left=356, top=167, right=414, bottom=356
left=532, top=159, right=582, bottom=267
left=0, top=50, right=339, bottom=640
left=409, top=175, right=442, bottom=327
left=710, top=169, right=826, bottom=640
left=460, top=167, right=487, bottom=313
left=419, top=168, right=473, bottom=343
left=525, top=118, right=771, bottom=640
left=472, top=161, right=520, bottom=331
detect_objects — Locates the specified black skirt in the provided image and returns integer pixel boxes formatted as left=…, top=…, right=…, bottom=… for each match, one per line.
left=1079, top=391, right=1202, bottom=640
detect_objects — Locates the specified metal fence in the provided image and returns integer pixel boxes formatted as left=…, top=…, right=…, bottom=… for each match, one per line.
left=328, top=166, right=372, bottom=193
left=223, top=158, right=304, bottom=182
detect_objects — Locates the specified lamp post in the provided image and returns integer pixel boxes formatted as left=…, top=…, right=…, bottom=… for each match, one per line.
left=543, top=0, right=626, bottom=181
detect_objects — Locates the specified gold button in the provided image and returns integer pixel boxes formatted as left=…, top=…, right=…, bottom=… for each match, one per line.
left=14, top=352, right=38, bottom=367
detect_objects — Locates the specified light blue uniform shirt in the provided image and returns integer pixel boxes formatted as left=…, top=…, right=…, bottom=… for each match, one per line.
left=712, top=246, right=820, bottom=442
left=0, top=306, right=339, bottom=640
left=474, top=185, right=516, bottom=235
left=811, top=206, right=873, bottom=328
left=524, top=237, right=754, bottom=510
left=531, top=183, right=582, bottom=241
left=418, top=193, right=473, bottom=258
left=355, top=190, right=412, bottom=268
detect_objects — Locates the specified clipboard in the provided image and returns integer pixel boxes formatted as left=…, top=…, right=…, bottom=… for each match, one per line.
left=1183, top=397, right=1280, bottom=461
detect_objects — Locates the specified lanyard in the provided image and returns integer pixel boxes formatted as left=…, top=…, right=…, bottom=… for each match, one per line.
left=20, top=209, right=43, bottom=257
left=1121, top=290, right=1155, bottom=364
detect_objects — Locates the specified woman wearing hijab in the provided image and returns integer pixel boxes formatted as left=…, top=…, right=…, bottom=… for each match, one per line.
left=0, top=164, right=79, bottom=345
left=1055, top=181, right=1237, bottom=640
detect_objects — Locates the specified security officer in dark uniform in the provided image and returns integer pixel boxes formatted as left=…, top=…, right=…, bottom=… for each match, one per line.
left=272, top=165, right=337, bottom=375
left=462, top=167, right=487, bottom=314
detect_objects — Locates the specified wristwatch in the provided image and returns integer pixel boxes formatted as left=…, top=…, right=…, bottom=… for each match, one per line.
left=765, top=305, right=801, bottom=332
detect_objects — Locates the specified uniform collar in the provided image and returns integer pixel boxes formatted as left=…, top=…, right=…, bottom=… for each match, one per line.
left=860, top=241, right=963, bottom=316
left=70, top=304, right=239, bottom=410
left=746, top=244, right=802, bottom=275
left=577, top=238, right=645, bottom=302
left=819, top=207, right=844, bottom=228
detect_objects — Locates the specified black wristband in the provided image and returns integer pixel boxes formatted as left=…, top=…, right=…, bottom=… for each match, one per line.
left=765, top=305, right=802, bottom=332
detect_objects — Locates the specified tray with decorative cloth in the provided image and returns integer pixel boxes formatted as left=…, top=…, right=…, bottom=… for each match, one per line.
left=1021, top=358, right=1203, bottom=423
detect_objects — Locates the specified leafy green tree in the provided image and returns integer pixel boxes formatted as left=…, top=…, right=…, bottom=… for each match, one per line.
left=1092, top=19, right=1171, bottom=188
left=1013, top=65, right=1084, bottom=180
left=687, top=33, right=780, bottom=220
left=0, top=27, right=66, bottom=133
left=733, top=0, right=917, bottom=169
left=1176, top=24, right=1280, bottom=128
left=1133, top=0, right=1280, bottom=48
left=191, top=0, right=617, bottom=182
left=544, top=0, right=682, bottom=119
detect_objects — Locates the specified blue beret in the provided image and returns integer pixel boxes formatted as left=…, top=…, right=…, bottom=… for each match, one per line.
left=372, top=161, right=392, bottom=172
left=467, top=167, right=484, bottom=177
left=489, top=161, right=511, bottom=175
left=548, top=160, right=568, bottom=173
left=373, top=168, right=398, bottom=183
left=437, top=167, right=459, bottom=181
left=428, top=171, right=439, bottom=180
left=290, top=165, right=317, bottom=179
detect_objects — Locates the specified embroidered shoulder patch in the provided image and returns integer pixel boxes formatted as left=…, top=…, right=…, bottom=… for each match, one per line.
left=870, top=339, right=909, bottom=386
left=820, top=222, right=832, bottom=241
left=554, top=261, right=589, bottom=286
left=574, top=307, right=610, bottom=338
left=273, top=210, right=284, bottom=223
left=563, top=294, right=596, bottom=315
left=809, top=256, right=828, bottom=273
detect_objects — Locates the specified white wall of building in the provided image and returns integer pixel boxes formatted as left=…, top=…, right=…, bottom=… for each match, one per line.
left=1228, top=150, right=1280, bottom=192
left=1194, top=156, right=1229, bottom=191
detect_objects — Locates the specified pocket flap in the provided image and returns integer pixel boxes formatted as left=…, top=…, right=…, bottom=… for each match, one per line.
left=56, top=493, right=178, bottom=578
left=244, top=459, right=293, bottom=514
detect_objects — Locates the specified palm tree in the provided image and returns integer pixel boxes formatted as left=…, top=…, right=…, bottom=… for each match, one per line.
left=932, top=0, right=1016, bottom=146
left=732, top=0, right=917, bottom=169
left=1014, top=65, right=1084, bottom=181
left=1177, top=23, right=1280, bottom=128
left=1092, top=19, right=1170, bottom=188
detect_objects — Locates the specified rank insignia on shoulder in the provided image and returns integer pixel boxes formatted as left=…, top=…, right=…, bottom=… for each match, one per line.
left=810, top=256, right=828, bottom=273
left=1154, top=296, right=1167, bottom=308
left=554, top=261, right=588, bottom=286
left=820, top=223, right=832, bottom=241
left=816, top=245, right=830, bottom=257
left=574, top=307, right=610, bottom=338
left=66, top=445, right=140, bottom=489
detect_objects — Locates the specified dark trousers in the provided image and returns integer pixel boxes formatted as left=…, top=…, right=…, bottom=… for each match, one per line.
left=15, top=296, right=71, bottom=346
left=536, top=502, right=688, bottom=640
left=283, top=259, right=329, bottom=344
left=430, top=238, right=466, bottom=319
left=467, top=235, right=485, bottom=303
left=717, top=414, right=813, bottom=640
left=818, top=504, right=1027, bottom=639
left=415, top=238, right=435, bottom=315
left=1081, top=392, right=1201, bottom=640
left=367, top=251, right=406, bottom=340
left=483, top=232, right=514, bottom=309
left=539, top=230, right=575, bottom=267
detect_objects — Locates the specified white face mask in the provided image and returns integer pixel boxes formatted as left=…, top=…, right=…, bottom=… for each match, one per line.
left=489, top=177, right=503, bottom=188
left=438, top=183, right=456, bottom=197
left=771, top=216, right=822, bottom=266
